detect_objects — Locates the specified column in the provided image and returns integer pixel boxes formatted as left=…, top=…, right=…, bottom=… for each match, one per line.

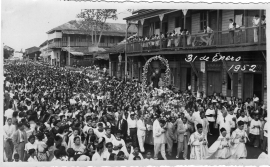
left=159, top=14, right=164, bottom=49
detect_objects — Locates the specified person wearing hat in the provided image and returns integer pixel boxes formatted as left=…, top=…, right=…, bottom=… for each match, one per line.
left=230, top=121, right=248, bottom=159
left=206, top=128, right=231, bottom=159
left=189, top=123, right=209, bottom=160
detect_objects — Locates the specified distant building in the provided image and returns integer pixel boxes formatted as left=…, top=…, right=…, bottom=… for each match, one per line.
left=25, top=46, right=41, bottom=61
left=39, top=40, right=51, bottom=63
left=46, top=20, right=137, bottom=67
left=13, top=50, right=24, bottom=59
left=4, top=45, right=14, bottom=59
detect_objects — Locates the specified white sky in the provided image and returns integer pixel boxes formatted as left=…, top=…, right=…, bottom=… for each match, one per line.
left=1, top=0, right=132, bottom=51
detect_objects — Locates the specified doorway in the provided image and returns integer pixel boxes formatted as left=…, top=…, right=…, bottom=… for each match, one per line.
left=207, top=71, right=222, bottom=95
left=243, top=73, right=263, bottom=101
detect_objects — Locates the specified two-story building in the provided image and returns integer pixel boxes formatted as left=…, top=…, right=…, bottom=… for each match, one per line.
left=46, top=20, right=136, bottom=67
left=124, top=9, right=266, bottom=103
left=25, top=46, right=41, bottom=61
left=39, top=40, right=52, bottom=63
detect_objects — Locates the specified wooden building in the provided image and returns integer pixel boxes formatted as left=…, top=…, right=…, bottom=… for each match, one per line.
left=46, top=20, right=136, bottom=67
left=124, top=9, right=266, bottom=103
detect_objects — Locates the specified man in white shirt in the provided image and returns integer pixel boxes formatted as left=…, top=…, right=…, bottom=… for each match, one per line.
left=248, top=114, right=261, bottom=147
left=127, top=112, right=137, bottom=147
left=216, top=107, right=232, bottom=137
left=153, top=118, right=167, bottom=160
left=137, top=114, right=146, bottom=153
left=205, top=104, right=216, bottom=135
left=228, top=19, right=235, bottom=44
left=4, top=105, right=14, bottom=124
left=4, top=118, right=16, bottom=161
left=94, top=123, right=106, bottom=139
left=252, top=14, right=260, bottom=42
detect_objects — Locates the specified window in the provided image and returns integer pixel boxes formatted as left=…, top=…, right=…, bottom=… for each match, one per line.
left=175, top=16, right=180, bottom=28
left=110, top=37, right=114, bottom=43
left=100, top=36, right=105, bottom=43
left=200, top=11, right=207, bottom=30
left=227, top=74, right=232, bottom=90
left=155, top=21, right=160, bottom=29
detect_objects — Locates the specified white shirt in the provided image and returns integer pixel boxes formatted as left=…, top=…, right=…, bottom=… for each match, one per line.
left=217, top=115, right=232, bottom=136
left=137, top=119, right=146, bottom=136
left=3, top=124, right=16, bottom=140
left=128, top=152, right=144, bottom=161
left=103, top=133, right=116, bottom=144
left=121, top=146, right=134, bottom=159
left=229, top=22, right=234, bottom=29
left=27, top=156, right=38, bottom=162
left=4, top=109, right=14, bottom=119
left=94, top=129, right=106, bottom=139
left=264, top=121, right=268, bottom=137
left=205, top=109, right=215, bottom=122
left=127, top=118, right=137, bottom=136
left=192, top=111, right=201, bottom=127
left=112, top=138, right=126, bottom=150
left=249, top=119, right=261, bottom=135
left=227, top=113, right=237, bottom=128
left=25, top=142, right=37, bottom=152
left=82, top=125, right=92, bottom=135
left=153, top=119, right=166, bottom=144
left=92, top=152, right=106, bottom=161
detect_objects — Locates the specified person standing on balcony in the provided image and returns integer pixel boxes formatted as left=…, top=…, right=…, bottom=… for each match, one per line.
left=252, top=15, right=260, bottom=43
left=228, top=19, right=235, bottom=44
left=201, top=26, right=214, bottom=46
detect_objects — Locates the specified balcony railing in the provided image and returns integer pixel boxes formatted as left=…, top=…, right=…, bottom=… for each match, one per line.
left=57, top=41, right=117, bottom=48
left=126, top=26, right=266, bottom=53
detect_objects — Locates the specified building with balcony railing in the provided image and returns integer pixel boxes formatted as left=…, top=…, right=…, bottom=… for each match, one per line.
left=46, top=20, right=136, bottom=67
left=124, top=9, right=266, bottom=103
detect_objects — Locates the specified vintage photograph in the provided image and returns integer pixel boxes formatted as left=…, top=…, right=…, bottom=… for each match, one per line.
left=2, top=0, right=268, bottom=163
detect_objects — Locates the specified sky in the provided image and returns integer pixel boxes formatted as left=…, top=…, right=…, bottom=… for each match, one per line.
left=1, top=0, right=132, bottom=51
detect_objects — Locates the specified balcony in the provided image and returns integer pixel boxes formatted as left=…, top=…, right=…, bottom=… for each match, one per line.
left=126, top=26, right=266, bottom=54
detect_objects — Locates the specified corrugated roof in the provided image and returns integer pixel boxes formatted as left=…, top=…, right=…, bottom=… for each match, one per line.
left=47, top=20, right=137, bottom=34
left=62, top=30, right=131, bottom=37
left=25, top=46, right=40, bottom=54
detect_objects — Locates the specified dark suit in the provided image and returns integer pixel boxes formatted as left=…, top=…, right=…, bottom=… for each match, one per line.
left=12, top=130, right=27, bottom=161
left=116, top=119, right=128, bottom=141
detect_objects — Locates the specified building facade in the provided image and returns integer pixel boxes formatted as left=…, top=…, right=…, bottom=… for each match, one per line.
left=25, top=46, right=41, bottom=61
left=124, top=9, right=266, bottom=104
left=46, top=20, right=136, bottom=67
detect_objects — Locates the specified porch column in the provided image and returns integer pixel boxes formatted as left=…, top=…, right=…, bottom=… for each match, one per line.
left=217, top=10, right=220, bottom=45
left=159, top=14, right=164, bottom=49
left=68, top=36, right=71, bottom=66
left=124, top=21, right=130, bottom=80
left=259, top=10, right=262, bottom=44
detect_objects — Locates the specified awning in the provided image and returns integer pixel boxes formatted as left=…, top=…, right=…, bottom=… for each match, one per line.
left=95, top=54, right=109, bottom=60
left=62, top=47, right=86, bottom=56
left=70, top=52, right=84, bottom=56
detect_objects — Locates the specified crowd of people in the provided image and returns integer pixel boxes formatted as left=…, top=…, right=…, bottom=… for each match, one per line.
left=3, top=61, right=268, bottom=162
left=127, top=14, right=266, bottom=50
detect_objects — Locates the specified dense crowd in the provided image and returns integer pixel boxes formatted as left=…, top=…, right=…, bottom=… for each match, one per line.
left=3, top=61, right=268, bottom=162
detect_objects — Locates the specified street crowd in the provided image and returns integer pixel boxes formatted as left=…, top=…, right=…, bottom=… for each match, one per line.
left=3, top=61, right=268, bottom=162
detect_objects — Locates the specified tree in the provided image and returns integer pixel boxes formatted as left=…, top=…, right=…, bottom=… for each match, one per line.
left=77, top=9, right=118, bottom=47
left=3, top=46, right=14, bottom=59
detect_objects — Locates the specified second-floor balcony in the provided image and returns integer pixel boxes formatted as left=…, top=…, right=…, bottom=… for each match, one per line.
left=48, top=41, right=116, bottom=49
left=126, top=26, right=266, bottom=54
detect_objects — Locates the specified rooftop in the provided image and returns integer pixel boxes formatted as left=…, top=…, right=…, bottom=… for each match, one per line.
left=47, top=20, right=137, bottom=35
